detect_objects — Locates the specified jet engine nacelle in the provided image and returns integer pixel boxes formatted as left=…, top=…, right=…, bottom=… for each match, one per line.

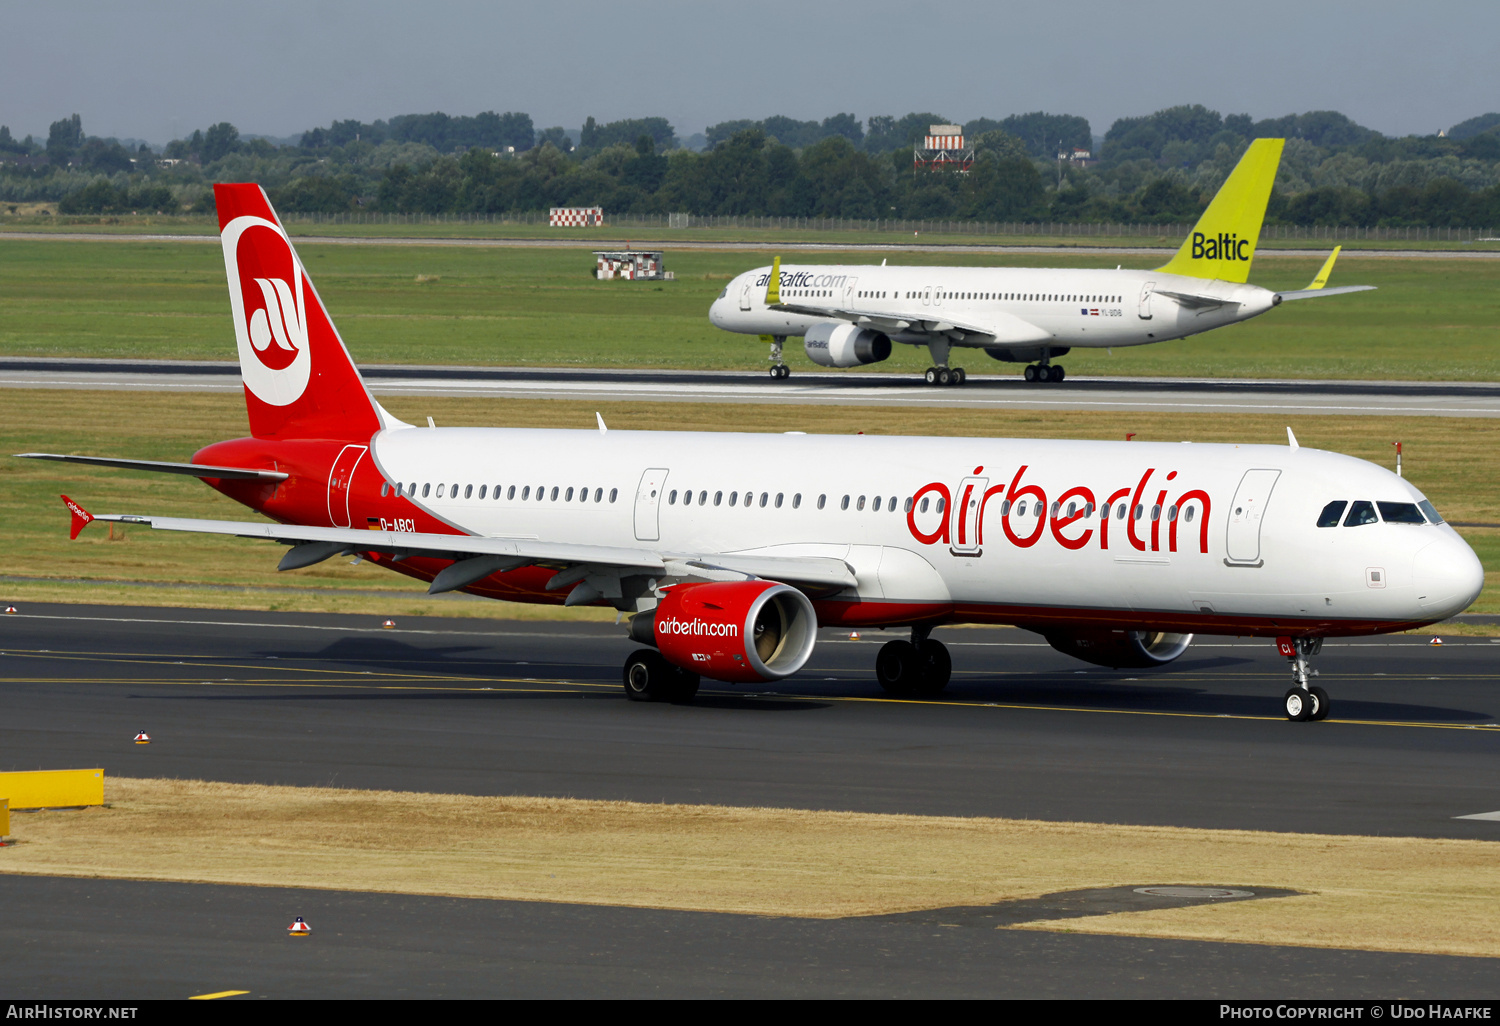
left=1042, top=629, right=1193, bottom=669
left=637, top=580, right=817, bottom=684
left=804, top=322, right=892, bottom=368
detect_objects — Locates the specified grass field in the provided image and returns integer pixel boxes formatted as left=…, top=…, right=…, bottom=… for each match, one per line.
left=4, top=776, right=1497, bottom=956
left=1, top=390, right=1494, bottom=617
left=1, top=238, right=1497, bottom=379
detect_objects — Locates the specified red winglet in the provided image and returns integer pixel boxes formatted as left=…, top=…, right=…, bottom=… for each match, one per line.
left=61, top=495, right=94, bottom=540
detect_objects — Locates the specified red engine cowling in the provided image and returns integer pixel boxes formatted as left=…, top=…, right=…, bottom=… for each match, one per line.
left=646, top=581, right=817, bottom=684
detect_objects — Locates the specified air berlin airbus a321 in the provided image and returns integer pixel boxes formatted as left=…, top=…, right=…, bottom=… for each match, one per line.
left=24, top=185, right=1482, bottom=721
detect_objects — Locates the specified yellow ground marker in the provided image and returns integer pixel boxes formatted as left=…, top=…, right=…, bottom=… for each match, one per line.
left=0, top=769, right=104, bottom=809
left=188, top=990, right=249, bottom=1000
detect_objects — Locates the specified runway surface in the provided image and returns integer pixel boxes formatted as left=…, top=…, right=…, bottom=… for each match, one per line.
left=6, top=357, right=1500, bottom=417
left=2, top=602, right=1497, bottom=997
left=5, top=229, right=1499, bottom=259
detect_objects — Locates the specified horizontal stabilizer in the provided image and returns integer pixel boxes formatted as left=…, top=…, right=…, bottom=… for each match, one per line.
left=16, top=453, right=287, bottom=481
left=1275, top=285, right=1377, bottom=303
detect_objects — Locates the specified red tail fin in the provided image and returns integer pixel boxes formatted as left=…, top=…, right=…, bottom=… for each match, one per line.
left=215, top=184, right=383, bottom=441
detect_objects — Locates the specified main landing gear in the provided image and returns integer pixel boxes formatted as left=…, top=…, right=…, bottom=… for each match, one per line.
left=767, top=335, right=790, bottom=379
left=924, top=366, right=966, bottom=387
left=875, top=626, right=952, bottom=697
left=1280, top=637, right=1329, bottom=721
left=623, top=649, right=700, bottom=704
left=923, top=338, right=965, bottom=387
left=1023, top=363, right=1065, bottom=383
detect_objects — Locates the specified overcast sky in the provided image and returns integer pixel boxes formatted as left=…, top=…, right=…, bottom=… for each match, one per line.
left=4, top=0, right=1495, bottom=145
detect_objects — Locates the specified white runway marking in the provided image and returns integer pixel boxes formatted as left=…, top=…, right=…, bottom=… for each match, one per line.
left=1453, top=810, right=1500, bottom=821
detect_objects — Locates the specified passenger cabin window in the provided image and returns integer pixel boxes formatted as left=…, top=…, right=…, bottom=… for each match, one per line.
left=1378, top=501, right=1426, bottom=524
left=1317, top=500, right=1347, bottom=527
left=1344, top=500, right=1377, bottom=526
left=609, top=488, right=618, bottom=502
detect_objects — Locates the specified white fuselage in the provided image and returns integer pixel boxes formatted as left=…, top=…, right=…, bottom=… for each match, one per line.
left=368, top=428, right=1481, bottom=635
left=708, top=263, right=1278, bottom=354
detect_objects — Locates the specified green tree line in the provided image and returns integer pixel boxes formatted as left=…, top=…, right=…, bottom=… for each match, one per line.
left=3, top=106, right=1500, bottom=227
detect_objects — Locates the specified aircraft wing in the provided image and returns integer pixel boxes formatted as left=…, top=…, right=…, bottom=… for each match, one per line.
left=76, top=509, right=858, bottom=596
left=769, top=302, right=1051, bottom=345
left=17, top=453, right=288, bottom=481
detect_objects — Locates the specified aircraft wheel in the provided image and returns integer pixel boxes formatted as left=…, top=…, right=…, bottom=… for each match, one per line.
left=668, top=669, right=701, bottom=705
left=915, top=639, right=952, bottom=695
left=1023, top=365, right=1038, bottom=383
left=925, top=367, right=939, bottom=386
left=624, top=649, right=676, bottom=702
left=1308, top=685, right=1330, bottom=721
left=1050, top=365, right=1066, bottom=383
left=952, top=367, right=966, bottom=385
left=1283, top=687, right=1313, bottom=721
left=936, top=368, right=952, bottom=386
left=876, top=640, right=919, bottom=695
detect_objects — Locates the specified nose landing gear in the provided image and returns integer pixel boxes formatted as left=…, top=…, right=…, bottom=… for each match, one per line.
left=765, top=335, right=790, bottom=379
left=1279, top=636, right=1329, bottom=721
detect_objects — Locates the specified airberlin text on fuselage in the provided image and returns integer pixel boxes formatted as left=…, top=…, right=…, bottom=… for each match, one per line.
left=906, top=465, right=1212, bottom=554
left=658, top=617, right=740, bottom=638
left=754, top=271, right=851, bottom=289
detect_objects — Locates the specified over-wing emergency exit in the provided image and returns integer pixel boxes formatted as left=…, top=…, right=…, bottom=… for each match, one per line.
left=709, top=139, right=1374, bottom=384
left=21, top=183, right=1477, bottom=722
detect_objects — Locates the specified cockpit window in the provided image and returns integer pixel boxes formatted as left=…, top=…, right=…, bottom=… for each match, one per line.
left=718, top=287, right=728, bottom=299
left=1418, top=499, right=1444, bottom=524
left=1317, top=500, right=1347, bottom=528
left=1377, top=501, right=1426, bottom=525
left=1343, top=500, right=1377, bottom=527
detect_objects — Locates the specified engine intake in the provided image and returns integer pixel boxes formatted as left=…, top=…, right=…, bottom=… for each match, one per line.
left=1042, top=629, right=1193, bottom=669
left=634, top=580, right=817, bottom=683
left=804, top=322, right=892, bottom=368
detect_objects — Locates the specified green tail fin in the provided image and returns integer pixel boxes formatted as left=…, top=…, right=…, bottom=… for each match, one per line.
left=766, top=255, right=781, bottom=304
left=1155, top=138, right=1284, bottom=283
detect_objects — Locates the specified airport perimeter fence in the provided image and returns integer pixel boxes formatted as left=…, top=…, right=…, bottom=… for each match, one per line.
left=268, top=210, right=1500, bottom=242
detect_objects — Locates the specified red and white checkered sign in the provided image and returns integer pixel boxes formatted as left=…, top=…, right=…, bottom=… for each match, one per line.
left=550, top=207, right=603, bottom=227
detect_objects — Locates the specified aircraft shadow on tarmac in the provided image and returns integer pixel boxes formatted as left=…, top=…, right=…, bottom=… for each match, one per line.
left=941, top=668, right=1495, bottom=723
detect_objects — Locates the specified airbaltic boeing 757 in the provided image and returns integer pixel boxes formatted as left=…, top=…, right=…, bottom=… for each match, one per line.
left=710, top=139, right=1373, bottom=384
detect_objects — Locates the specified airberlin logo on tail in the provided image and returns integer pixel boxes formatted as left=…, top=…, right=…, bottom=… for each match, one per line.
left=1191, top=232, right=1251, bottom=262
left=222, top=215, right=312, bottom=407
left=248, top=277, right=304, bottom=358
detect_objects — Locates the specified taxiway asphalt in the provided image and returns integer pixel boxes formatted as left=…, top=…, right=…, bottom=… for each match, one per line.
left=5, top=358, right=1500, bottom=417
left=2, top=602, right=1497, bottom=997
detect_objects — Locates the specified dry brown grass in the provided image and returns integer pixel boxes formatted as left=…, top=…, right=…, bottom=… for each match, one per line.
left=2, top=777, right=1497, bottom=957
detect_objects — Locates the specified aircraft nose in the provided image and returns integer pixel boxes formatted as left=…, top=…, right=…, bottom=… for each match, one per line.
left=709, top=298, right=725, bottom=327
left=1413, top=533, right=1486, bottom=619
